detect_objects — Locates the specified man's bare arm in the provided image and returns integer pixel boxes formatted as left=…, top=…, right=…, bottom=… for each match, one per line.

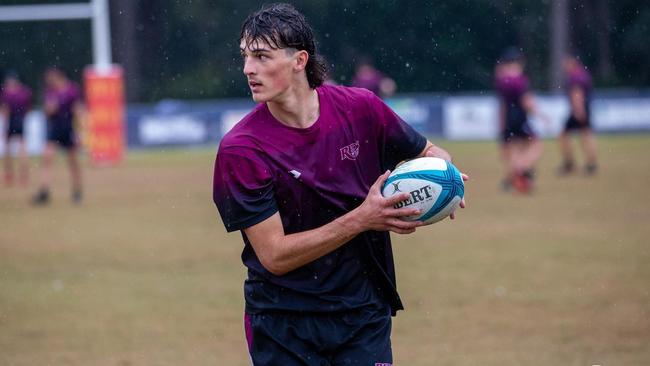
left=418, top=140, right=452, bottom=161
left=244, top=171, right=422, bottom=276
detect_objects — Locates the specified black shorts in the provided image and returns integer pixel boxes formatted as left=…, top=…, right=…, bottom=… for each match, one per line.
left=501, top=120, right=536, bottom=143
left=245, top=306, right=393, bottom=366
left=564, top=115, right=591, bottom=131
left=47, top=124, right=77, bottom=149
left=6, top=116, right=24, bottom=138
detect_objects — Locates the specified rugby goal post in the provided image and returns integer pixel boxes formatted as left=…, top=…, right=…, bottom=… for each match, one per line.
left=0, top=0, right=124, bottom=164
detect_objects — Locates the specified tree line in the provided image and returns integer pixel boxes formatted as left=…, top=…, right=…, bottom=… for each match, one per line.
left=1, top=0, right=648, bottom=102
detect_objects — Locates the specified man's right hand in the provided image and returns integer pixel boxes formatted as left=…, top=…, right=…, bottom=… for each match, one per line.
left=349, top=170, right=423, bottom=234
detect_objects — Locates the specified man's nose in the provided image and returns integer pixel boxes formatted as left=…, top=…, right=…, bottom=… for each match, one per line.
left=243, top=58, right=255, bottom=75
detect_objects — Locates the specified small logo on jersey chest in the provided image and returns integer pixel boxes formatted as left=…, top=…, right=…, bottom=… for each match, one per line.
left=288, top=170, right=301, bottom=179
left=340, top=140, right=360, bottom=160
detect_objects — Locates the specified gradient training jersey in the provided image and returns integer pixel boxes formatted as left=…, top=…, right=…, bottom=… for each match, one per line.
left=213, top=85, right=426, bottom=315
left=45, top=83, right=81, bottom=129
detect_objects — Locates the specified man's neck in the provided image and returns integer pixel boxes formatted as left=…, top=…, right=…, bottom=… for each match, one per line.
left=267, top=83, right=320, bottom=129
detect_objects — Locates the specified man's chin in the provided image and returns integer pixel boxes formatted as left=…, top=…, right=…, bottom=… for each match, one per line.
left=251, top=93, right=267, bottom=103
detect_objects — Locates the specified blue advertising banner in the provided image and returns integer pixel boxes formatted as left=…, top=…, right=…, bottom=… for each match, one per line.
left=2, top=91, right=649, bottom=156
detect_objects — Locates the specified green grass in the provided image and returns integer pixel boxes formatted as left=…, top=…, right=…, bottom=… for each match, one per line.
left=1, top=135, right=649, bottom=365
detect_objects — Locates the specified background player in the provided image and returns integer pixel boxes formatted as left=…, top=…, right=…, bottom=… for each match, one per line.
left=351, top=56, right=397, bottom=99
left=557, top=54, right=598, bottom=175
left=32, top=68, right=84, bottom=205
left=213, top=4, right=466, bottom=365
left=494, top=47, right=543, bottom=194
left=1, top=72, right=32, bottom=186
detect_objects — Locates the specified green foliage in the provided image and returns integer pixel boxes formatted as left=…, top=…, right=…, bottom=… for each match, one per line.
left=0, top=21, right=91, bottom=99
left=611, top=0, right=650, bottom=85
left=0, top=0, right=647, bottom=102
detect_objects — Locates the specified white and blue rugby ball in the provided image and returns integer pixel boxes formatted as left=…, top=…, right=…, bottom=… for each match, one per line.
left=381, top=157, right=465, bottom=224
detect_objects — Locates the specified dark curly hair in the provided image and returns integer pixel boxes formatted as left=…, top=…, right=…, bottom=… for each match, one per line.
left=240, top=3, right=328, bottom=88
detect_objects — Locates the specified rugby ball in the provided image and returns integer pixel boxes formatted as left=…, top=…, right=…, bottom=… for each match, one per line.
left=381, top=157, right=464, bottom=224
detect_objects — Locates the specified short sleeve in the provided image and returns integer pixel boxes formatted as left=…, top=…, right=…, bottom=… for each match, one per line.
left=366, top=93, right=427, bottom=170
left=213, top=148, right=278, bottom=232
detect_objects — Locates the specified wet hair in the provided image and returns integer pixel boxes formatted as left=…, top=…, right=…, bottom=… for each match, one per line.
left=240, top=3, right=328, bottom=88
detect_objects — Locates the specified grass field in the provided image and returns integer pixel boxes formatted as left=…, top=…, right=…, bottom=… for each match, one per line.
left=1, top=134, right=649, bottom=366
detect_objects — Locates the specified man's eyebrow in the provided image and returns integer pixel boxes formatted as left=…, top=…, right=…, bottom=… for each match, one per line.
left=240, top=47, right=272, bottom=53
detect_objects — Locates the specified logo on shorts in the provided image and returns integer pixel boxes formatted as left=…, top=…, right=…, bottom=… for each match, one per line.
left=340, top=140, right=360, bottom=160
left=375, top=363, right=392, bottom=366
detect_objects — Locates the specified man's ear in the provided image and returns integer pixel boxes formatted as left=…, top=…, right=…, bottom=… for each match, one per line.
left=294, top=50, right=309, bottom=72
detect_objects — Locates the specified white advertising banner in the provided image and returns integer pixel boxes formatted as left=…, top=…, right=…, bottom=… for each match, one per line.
left=529, top=96, right=570, bottom=138
left=138, top=115, right=207, bottom=145
left=0, top=111, right=46, bottom=157
left=442, top=96, right=499, bottom=140
left=220, top=110, right=250, bottom=136
left=593, top=98, right=650, bottom=131
left=443, top=94, right=650, bottom=140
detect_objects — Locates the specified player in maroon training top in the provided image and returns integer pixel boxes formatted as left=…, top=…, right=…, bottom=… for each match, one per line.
left=494, top=47, right=543, bottom=194
left=1, top=72, right=32, bottom=186
left=32, top=68, right=84, bottom=205
left=557, top=54, right=598, bottom=175
left=351, top=56, right=396, bottom=99
left=213, top=4, right=467, bottom=365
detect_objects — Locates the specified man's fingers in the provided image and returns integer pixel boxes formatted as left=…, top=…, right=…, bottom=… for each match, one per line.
left=461, top=173, right=469, bottom=182
left=388, top=207, right=421, bottom=218
left=385, top=192, right=411, bottom=207
left=390, top=227, right=417, bottom=235
left=390, top=217, right=424, bottom=233
left=371, top=170, right=391, bottom=192
left=386, top=218, right=422, bottom=230
left=450, top=197, right=466, bottom=220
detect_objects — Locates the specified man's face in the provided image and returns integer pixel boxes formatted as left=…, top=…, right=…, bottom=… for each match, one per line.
left=240, top=38, right=297, bottom=103
left=3, top=77, right=19, bottom=90
left=45, top=70, right=64, bottom=89
left=563, top=57, right=577, bottom=73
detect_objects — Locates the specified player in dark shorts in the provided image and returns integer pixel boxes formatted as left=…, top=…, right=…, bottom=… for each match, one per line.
left=1, top=72, right=32, bottom=186
left=557, top=55, right=598, bottom=175
left=32, top=68, right=84, bottom=205
left=212, top=4, right=467, bottom=365
left=494, top=48, right=543, bottom=194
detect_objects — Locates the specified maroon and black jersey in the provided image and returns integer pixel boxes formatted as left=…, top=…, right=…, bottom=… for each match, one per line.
left=213, top=85, right=426, bottom=315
